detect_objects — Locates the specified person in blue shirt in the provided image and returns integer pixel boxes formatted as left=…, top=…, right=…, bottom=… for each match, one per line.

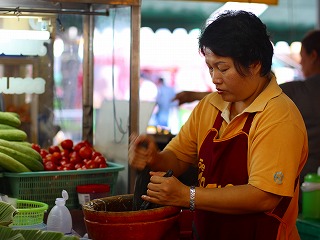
left=155, top=77, right=175, bottom=127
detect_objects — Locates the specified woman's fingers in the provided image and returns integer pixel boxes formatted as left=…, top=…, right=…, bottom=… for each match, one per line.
left=149, top=171, right=167, bottom=177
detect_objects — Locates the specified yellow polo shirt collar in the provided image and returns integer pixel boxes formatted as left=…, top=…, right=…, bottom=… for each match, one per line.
left=208, top=76, right=281, bottom=121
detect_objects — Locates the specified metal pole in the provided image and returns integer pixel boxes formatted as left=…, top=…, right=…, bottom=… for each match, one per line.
left=128, top=3, right=141, bottom=194
left=82, top=7, right=94, bottom=144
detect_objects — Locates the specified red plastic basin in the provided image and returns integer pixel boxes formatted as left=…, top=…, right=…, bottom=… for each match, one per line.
left=82, top=194, right=181, bottom=240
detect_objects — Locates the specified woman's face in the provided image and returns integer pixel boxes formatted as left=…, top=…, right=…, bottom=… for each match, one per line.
left=300, top=46, right=314, bottom=78
left=204, top=48, right=264, bottom=107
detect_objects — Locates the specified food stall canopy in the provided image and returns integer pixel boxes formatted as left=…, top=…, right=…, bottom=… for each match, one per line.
left=141, top=0, right=318, bottom=43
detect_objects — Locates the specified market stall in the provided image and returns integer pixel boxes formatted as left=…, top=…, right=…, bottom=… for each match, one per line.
left=0, top=0, right=141, bottom=238
left=0, top=0, right=141, bottom=191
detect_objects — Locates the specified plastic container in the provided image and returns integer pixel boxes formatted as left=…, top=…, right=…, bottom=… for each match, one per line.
left=77, top=184, right=110, bottom=206
left=296, top=217, right=320, bottom=240
left=1, top=162, right=124, bottom=209
left=11, top=199, right=48, bottom=227
left=301, top=170, right=320, bottom=220
left=46, top=190, right=72, bottom=234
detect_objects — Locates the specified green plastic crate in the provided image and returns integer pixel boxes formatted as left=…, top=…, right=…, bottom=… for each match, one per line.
left=1, top=162, right=124, bottom=209
left=297, top=217, right=320, bottom=240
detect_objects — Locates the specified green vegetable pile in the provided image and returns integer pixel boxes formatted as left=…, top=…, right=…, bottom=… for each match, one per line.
left=0, top=112, right=44, bottom=173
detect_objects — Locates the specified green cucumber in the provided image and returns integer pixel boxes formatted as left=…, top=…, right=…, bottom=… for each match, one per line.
left=0, top=146, right=44, bottom=171
left=0, top=124, right=16, bottom=130
left=0, top=129, right=27, bottom=141
left=0, top=139, right=42, bottom=162
left=0, top=152, right=31, bottom=173
left=11, top=141, right=32, bottom=147
left=7, top=112, right=20, bottom=119
left=0, top=112, right=21, bottom=128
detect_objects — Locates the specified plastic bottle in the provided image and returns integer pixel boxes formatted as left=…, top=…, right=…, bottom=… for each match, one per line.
left=46, top=190, right=73, bottom=234
left=301, top=167, right=320, bottom=220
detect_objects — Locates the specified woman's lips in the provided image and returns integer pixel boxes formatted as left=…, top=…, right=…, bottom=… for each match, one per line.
left=216, top=88, right=224, bottom=94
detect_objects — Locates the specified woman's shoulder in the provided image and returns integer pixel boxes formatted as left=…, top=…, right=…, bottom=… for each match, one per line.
left=259, top=91, right=305, bottom=128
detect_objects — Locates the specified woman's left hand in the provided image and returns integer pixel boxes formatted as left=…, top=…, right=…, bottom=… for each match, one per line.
left=141, top=171, right=189, bottom=208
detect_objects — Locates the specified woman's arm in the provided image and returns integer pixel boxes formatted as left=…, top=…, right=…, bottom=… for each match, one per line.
left=129, top=133, right=191, bottom=177
left=143, top=175, right=282, bottom=214
left=193, top=184, right=282, bottom=214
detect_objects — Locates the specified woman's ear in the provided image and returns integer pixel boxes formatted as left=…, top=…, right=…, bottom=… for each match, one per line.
left=249, top=61, right=262, bottom=75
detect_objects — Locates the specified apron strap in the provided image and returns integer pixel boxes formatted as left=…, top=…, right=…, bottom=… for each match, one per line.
left=242, top=113, right=256, bottom=134
left=212, top=112, right=224, bottom=130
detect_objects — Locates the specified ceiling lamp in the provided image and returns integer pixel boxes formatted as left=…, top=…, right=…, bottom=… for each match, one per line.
left=208, top=1, right=268, bottom=21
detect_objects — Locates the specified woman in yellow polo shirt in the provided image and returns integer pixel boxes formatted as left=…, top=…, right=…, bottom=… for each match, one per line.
left=129, top=10, right=308, bottom=240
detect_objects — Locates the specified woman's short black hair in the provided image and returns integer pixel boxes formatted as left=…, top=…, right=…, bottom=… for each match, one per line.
left=199, top=10, right=273, bottom=77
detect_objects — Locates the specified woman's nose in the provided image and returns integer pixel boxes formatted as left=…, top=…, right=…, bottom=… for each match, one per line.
left=211, top=72, right=222, bottom=85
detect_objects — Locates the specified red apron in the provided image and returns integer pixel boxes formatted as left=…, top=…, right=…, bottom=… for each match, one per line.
left=193, top=112, right=294, bottom=240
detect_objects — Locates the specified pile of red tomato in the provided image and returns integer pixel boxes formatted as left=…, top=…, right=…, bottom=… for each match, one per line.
left=32, top=139, right=108, bottom=171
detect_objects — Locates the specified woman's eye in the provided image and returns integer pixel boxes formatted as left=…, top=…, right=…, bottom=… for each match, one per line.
left=208, top=66, right=228, bottom=73
left=219, top=68, right=228, bottom=72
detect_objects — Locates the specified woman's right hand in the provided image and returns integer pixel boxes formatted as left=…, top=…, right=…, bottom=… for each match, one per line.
left=128, top=133, right=158, bottom=171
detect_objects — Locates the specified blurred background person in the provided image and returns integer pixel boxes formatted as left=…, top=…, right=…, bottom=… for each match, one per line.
left=155, top=77, right=175, bottom=127
left=280, top=29, right=320, bottom=191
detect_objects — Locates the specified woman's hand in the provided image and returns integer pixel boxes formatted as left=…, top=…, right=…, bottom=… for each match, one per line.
left=141, top=171, right=189, bottom=208
left=128, top=133, right=159, bottom=171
